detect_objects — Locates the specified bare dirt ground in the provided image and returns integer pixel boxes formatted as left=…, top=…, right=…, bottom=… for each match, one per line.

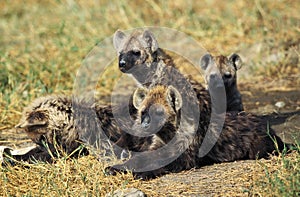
left=241, top=80, right=300, bottom=144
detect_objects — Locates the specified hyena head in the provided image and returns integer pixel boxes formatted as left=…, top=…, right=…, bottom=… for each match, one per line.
left=15, top=96, right=73, bottom=144
left=200, top=53, right=242, bottom=90
left=132, top=85, right=182, bottom=137
left=113, top=30, right=159, bottom=82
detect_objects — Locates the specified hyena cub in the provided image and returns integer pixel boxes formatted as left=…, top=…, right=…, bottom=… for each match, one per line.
left=107, top=84, right=285, bottom=180
left=113, top=29, right=193, bottom=88
left=106, top=85, right=199, bottom=179
left=200, top=53, right=244, bottom=112
left=114, top=29, right=163, bottom=86
left=14, top=95, right=85, bottom=162
left=14, top=95, right=136, bottom=163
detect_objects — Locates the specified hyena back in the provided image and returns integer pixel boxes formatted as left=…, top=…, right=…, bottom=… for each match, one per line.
left=200, top=53, right=244, bottom=112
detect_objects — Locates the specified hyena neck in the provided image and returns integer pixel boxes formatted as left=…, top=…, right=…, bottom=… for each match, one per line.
left=154, top=48, right=173, bottom=63
left=141, top=48, right=175, bottom=87
left=155, top=49, right=177, bottom=73
left=199, top=93, right=212, bottom=125
left=131, top=66, right=154, bottom=86
left=225, top=82, right=238, bottom=97
left=225, top=83, right=243, bottom=111
left=155, top=122, right=177, bottom=144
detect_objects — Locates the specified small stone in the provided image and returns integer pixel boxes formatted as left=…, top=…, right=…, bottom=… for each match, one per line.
left=106, top=188, right=146, bottom=197
left=22, top=90, right=28, bottom=98
left=275, top=101, right=285, bottom=108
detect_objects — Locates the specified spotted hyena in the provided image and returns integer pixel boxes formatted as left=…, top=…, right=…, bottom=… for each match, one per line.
left=113, top=29, right=166, bottom=86
left=200, top=53, right=244, bottom=112
left=14, top=95, right=140, bottom=163
left=106, top=84, right=285, bottom=180
left=113, top=29, right=200, bottom=88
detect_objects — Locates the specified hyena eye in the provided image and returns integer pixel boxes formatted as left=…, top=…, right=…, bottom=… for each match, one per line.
left=224, top=72, right=232, bottom=78
left=132, top=50, right=141, bottom=56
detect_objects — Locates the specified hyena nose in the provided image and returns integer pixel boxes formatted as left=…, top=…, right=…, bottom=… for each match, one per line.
left=155, top=106, right=165, bottom=116
left=224, top=71, right=232, bottom=78
left=119, top=59, right=126, bottom=68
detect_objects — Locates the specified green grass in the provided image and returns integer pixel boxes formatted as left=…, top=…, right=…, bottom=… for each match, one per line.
left=253, top=143, right=300, bottom=196
left=0, top=0, right=299, bottom=196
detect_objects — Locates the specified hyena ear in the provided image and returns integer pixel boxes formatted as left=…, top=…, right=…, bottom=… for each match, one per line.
left=229, top=53, right=243, bottom=70
left=166, top=86, right=182, bottom=111
left=142, top=30, right=158, bottom=52
left=113, top=30, right=127, bottom=52
left=15, top=110, right=47, bottom=128
left=200, top=53, right=213, bottom=70
left=133, top=87, right=148, bottom=109
left=15, top=119, right=47, bottom=128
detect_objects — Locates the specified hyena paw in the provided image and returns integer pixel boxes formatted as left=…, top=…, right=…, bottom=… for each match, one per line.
left=104, top=165, right=127, bottom=176
left=132, top=171, right=156, bottom=180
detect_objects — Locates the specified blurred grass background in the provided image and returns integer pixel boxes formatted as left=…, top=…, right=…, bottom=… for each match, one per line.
left=0, top=0, right=299, bottom=196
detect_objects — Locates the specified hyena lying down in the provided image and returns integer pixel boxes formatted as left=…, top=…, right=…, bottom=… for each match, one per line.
left=13, top=95, right=141, bottom=163
left=106, top=84, right=286, bottom=180
left=200, top=53, right=244, bottom=112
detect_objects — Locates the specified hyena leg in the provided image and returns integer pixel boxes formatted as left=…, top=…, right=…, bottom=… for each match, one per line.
left=105, top=163, right=165, bottom=180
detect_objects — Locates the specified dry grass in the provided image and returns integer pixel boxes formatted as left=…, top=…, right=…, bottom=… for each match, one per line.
left=1, top=149, right=298, bottom=196
left=1, top=156, right=141, bottom=196
left=1, top=0, right=299, bottom=196
left=252, top=150, right=300, bottom=196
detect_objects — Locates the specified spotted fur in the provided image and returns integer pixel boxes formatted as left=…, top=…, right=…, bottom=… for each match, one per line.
left=107, top=84, right=285, bottom=180
left=113, top=30, right=204, bottom=88
left=15, top=95, right=142, bottom=162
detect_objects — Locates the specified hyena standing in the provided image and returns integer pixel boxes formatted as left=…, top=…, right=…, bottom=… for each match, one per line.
left=200, top=53, right=244, bottom=112
left=106, top=84, right=285, bottom=180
